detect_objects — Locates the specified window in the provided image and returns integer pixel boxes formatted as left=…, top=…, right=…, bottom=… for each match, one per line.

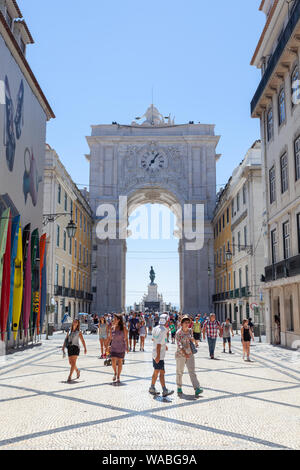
left=283, top=221, right=290, bottom=260
left=244, top=226, right=248, bottom=247
left=280, top=153, right=288, bottom=193
left=74, top=272, right=77, bottom=290
left=232, top=236, right=235, bottom=256
left=55, top=264, right=59, bottom=286
left=269, top=166, right=276, bottom=203
left=228, top=272, right=231, bottom=291
left=233, top=271, right=236, bottom=289
left=58, top=184, right=61, bottom=204
left=219, top=218, right=221, bottom=233
left=239, top=268, right=242, bottom=289
left=62, top=267, right=66, bottom=288
left=74, top=240, right=77, bottom=259
left=231, top=200, right=234, bottom=217
left=80, top=214, right=82, bottom=229
left=245, top=265, right=249, bottom=288
left=63, top=230, right=67, bottom=251
left=84, top=217, right=86, bottom=233
left=69, top=237, right=72, bottom=256
left=278, top=88, right=286, bottom=125
left=297, top=214, right=300, bottom=254
left=222, top=214, right=225, bottom=229
left=64, top=192, right=68, bottom=211
left=242, top=184, right=246, bottom=205
left=236, top=192, right=240, bottom=212
left=75, top=207, right=78, bottom=223
left=287, top=296, right=294, bottom=331
left=5, top=10, right=13, bottom=29
left=271, top=229, right=278, bottom=264
left=68, top=270, right=71, bottom=289
left=295, top=135, right=300, bottom=181
left=79, top=243, right=82, bottom=262
left=267, top=108, right=274, bottom=141
left=291, top=65, right=300, bottom=107
left=226, top=207, right=229, bottom=224
left=56, top=225, right=60, bottom=247
left=238, top=232, right=241, bottom=252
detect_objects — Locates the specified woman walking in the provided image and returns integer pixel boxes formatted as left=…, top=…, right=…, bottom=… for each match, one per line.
left=62, top=319, right=87, bottom=382
left=175, top=316, right=203, bottom=397
left=241, top=319, right=254, bottom=362
left=193, top=316, right=201, bottom=347
left=139, top=318, right=147, bottom=351
left=109, top=314, right=129, bottom=383
left=98, top=316, right=109, bottom=358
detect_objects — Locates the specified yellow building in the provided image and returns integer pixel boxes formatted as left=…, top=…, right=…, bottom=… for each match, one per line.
left=212, top=181, right=233, bottom=322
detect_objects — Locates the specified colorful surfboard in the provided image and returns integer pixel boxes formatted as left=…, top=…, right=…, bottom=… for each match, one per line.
left=22, top=224, right=31, bottom=337
left=12, top=221, right=23, bottom=340
left=30, top=229, right=40, bottom=335
left=37, top=234, right=46, bottom=335
left=39, top=247, right=47, bottom=334
left=0, top=212, right=12, bottom=341
left=7, top=216, right=20, bottom=340
left=0, top=208, right=10, bottom=309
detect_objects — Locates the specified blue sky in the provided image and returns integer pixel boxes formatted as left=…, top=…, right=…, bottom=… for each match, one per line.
left=19, top=0, right=265, bottom=308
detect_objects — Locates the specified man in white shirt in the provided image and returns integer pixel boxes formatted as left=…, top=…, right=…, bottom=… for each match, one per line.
left=149, top=313, right=174, bottom=397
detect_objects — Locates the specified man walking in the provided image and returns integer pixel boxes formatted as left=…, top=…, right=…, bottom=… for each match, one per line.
left=202, top=313, right=222, bottom=359
left=149, top=313, right=174, bottom=397
left=129, top=312, right=139, bottom=352
left=221, top=317, right=234, bottom=354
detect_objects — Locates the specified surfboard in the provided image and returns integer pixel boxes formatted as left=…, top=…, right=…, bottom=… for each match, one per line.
left=0, top=212, right=12, bottom=341
left=37, top=234, right=46, bottom=335
left=7, top=216, right=20, bottom=340
left=12, top=221, right=23, bottom=341
left=0, top=208, right=10, bottom=309
left=30, top=229, right=40, bottom=336
left=39, top=246, right=47, bottom=335
left=22, top=224, right=31, bottom=338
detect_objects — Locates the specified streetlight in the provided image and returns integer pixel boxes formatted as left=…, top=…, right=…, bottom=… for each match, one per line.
left=66, top=218, right=77, bottom=240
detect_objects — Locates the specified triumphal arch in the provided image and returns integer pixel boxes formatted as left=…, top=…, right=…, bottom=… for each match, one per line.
left=86, top=105, right=220, bottom=314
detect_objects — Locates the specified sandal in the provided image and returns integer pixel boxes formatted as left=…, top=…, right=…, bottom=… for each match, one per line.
left=113, top=375, right=117, bottom=382
left=76, top=370, right=80, bottom=380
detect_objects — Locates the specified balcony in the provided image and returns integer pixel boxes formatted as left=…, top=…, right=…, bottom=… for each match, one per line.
left=264, top=254, right=300, bottom=282
left=54, top=285, right=62, bottom=296
left=251, top=0, right=300, bottom=116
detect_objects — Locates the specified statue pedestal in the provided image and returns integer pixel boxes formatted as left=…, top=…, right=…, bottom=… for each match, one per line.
left=147, top=284, right=158, bottom=302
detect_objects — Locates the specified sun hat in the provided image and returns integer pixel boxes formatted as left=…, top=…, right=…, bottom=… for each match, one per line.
left=159, top=314, right=168, bottom=325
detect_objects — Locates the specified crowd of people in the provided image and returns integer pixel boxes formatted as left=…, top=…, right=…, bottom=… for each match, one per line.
left=62, top=311, right=256, bottom=396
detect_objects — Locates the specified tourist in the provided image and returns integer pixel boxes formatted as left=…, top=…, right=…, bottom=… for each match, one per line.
left=129, top=312, right=139, bottom=352
left=154, top=313, right=159, bottom=327
left=221, top=318, right=234, bottom=354
left=109, top=314, right=129, bottom=383
left=169, top=319, right=177, bottom=344
left=202, top=313, right=222, bottom=359
left=274, top=315, right=280, bottom=345
left=149, top=313, right=174, bottom=397
left=193, top=316, right=201, bottom=347
left=241, top=319, right=254, bottom=362
left=62, top=319, right=87, bottom=383
left=139, top=318, right=147, bottom=351
left=176, top=316, right=203, bottom=397
left=98, top=316, right=109, bottom=359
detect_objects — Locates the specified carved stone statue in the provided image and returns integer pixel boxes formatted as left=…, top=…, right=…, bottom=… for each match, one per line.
left=150, top=266, right=155, bottom=285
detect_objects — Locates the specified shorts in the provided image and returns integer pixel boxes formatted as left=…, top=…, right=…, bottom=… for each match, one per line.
left=171, top=332, right=176, bottom=338
left=140, top=334, right=146, bottom=338
left=67, top=345, right=80, bottom=357
left=223, top=337, right=231, bottom=343
left=129, top=330, right=138, bottom=340
left=193, top=332, right=201, bottom=340
left=99, top=334, right=107, bottom=340
left=152, top=359, right=165, bottom=371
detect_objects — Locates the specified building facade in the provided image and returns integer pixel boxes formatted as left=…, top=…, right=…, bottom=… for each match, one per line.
left=213, top=142, right=265, bottom=330
left=43, top=145, right=93, bottom=328
left=0, top=0, right=54, bottom=346
left=251, top=0, right=300, bottom=347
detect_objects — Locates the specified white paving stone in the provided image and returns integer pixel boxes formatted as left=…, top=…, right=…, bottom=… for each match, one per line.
left=0, top=334, right=299, bottom=450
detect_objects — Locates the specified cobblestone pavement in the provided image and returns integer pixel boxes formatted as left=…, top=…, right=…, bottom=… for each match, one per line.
left=0, top=332, right=299, bottom=450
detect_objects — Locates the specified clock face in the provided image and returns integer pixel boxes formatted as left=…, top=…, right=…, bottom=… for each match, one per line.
left=141, top=151, right=165, bottom=171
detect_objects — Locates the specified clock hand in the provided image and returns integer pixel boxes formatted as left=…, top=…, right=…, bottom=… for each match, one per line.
left=150, top=153, right=159, bottom=166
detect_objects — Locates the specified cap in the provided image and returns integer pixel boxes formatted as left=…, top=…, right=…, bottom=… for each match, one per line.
left=181, top=315, right=190, bottom=324
left=159, top=314, right=168, bottom=325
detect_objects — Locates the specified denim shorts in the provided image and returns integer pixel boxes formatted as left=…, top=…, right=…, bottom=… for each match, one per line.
left=152, top=359, right=165, bottom=371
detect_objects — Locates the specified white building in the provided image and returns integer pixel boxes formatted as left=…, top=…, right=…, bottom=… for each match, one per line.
left=251, top=0, right=300, bottom=347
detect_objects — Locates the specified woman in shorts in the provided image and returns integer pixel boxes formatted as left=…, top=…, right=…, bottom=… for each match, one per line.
left=193, top=317, right=201, bottom=347
left=139, top=318, right=147, bottom=351
left=109, top=314, right=129, bottom=383
left=98, top=316, right=109, bottom=358
left=241, top=319, right=254, bottom=362
left=62, top=319, right=87, bottom=382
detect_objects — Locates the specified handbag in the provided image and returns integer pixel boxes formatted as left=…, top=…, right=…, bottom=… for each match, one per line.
left=189, top=340, right=197, bottom=355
